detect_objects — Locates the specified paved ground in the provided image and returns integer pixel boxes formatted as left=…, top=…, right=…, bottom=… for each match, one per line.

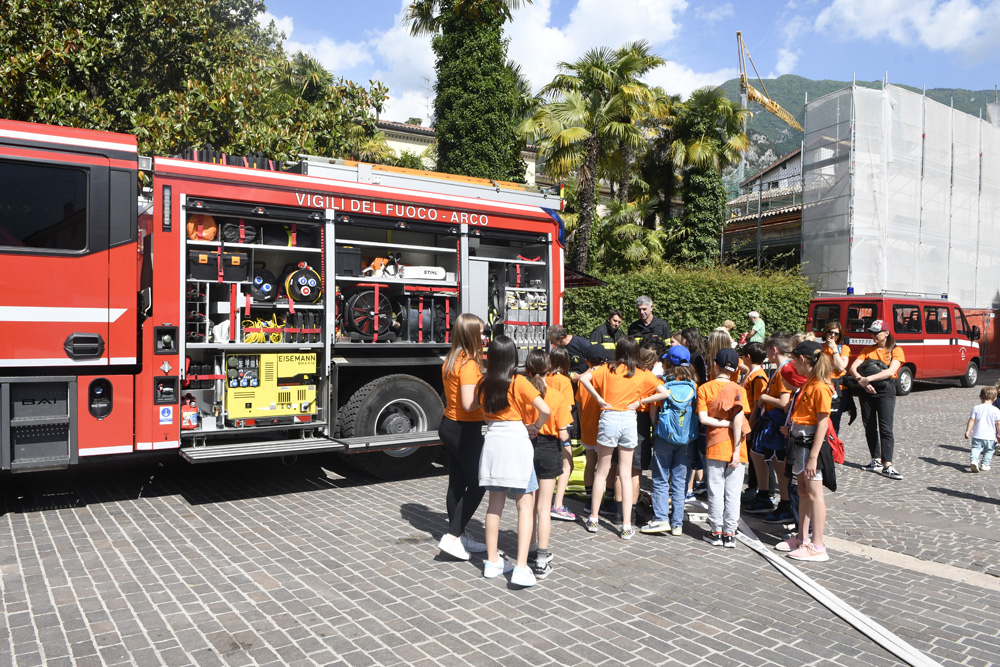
left=1, top=375, right=999, bottom=666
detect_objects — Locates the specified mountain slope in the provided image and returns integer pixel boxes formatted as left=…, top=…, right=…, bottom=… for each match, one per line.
left=717, top=74, right=998, bottom=175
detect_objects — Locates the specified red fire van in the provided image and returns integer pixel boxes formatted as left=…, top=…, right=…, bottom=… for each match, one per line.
left=806, top=295, right=981, bottom=395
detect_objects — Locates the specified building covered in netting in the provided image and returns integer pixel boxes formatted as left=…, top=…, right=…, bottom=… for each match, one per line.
left=802, top=84, right=1000, bottom=309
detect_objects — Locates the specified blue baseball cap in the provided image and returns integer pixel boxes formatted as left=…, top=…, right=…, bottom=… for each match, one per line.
left=663, top=344, right=690, bottom=367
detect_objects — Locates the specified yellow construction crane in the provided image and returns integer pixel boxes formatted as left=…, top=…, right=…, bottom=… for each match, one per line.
left=736, top=31, right=803, bottom=131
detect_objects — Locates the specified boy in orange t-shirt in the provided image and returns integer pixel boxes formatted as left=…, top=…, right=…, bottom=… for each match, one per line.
left=697, top=348, right=750, bottom=548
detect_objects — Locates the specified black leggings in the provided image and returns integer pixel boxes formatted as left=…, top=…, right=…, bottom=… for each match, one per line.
left=439, top=417, right=486, bottom=537
left=858, top=383, right=896, bottom=463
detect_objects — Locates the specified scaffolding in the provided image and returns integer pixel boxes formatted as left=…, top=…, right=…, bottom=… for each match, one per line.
left=802, top=84, right=1000, bottom=309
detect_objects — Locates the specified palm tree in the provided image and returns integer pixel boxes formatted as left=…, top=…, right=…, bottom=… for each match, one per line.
left=525, top=41, right=665, bottom=271
left=668, top=86, right=750, bottom=264
left=670, top=86, right=749, bottom=172
left=591, top=197, right=669, bottom=274
left=523, top=89, right=640, bottom=271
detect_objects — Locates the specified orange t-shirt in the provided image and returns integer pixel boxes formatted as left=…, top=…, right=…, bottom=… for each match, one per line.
left=576, top=380, right=601, bottom=445
left=762, top=361, right=793, bottom=405
left=589, top=365, right=661, bottom=411
left=546, top=373, right=575, bottom=408
left=823, top=343, right=851, bottom=379
left=742, top=368, right=768, bottom=411
left=790, top=376, right=834, bottom=425
left=529, top=385, right=572, bottom=437
left=482, top=375, right=540, bottom=422
left=856, top=345, right=905, bottom=378
left=697, top=379, right=750, bottom=463
left=442, top=352, right=484, bottom=422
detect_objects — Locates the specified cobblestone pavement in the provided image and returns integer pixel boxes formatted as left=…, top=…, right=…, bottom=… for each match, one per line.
left=1, top=376, right=999, bottom=666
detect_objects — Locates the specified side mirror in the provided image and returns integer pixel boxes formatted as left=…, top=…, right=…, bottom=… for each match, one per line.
left=972, top=325, right=981, bottom=341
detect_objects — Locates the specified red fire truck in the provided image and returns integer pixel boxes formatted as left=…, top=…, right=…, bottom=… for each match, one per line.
left=0, top=120, right=565, bottom=477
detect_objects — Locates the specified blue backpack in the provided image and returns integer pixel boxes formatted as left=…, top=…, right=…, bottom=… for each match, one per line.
left=654, top=380, right=699, bottom=445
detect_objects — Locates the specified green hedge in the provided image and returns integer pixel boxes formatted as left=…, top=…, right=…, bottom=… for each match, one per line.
left=563, top=265, right=813, bottom=339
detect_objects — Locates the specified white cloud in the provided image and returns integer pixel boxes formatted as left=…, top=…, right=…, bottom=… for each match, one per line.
left=260, top=0, right=712, bottom=121
left=645, top=62, right=738, bottom=98
left=815, top=0, right=1000, bottom=62
left=695, top=3, right=734, bottom=22
left=768, top=47, right=801, bottom=78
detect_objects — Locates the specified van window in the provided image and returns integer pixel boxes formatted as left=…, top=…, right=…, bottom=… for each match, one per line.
left=956, top=308, right=972, bottom=337
left=812, top=304, right=841, bottom=332
left=0, top=159, right=88, bottom=251
left=892, top=305, right=922, bottom=334
left=924, top=306, right=952, bottom=335
left=846, top=304, right=878, bottom=333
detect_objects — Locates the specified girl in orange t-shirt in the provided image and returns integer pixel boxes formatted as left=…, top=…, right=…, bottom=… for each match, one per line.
left=477, top=336, right=550, bottom=587
left=579, top=337, right=668, bottom=540
left=781, top=340, right=834, bottom=562
left=547, top=346, right=578, bottom=522
left=524, top=349, right=572, bottom=579
left=437, top=313, right=488, bottom=562
left=820, top=320, right=852, bottom=434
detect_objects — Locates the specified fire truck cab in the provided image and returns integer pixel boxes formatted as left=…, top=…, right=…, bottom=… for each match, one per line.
left=0, top=119, right=564, bottom=476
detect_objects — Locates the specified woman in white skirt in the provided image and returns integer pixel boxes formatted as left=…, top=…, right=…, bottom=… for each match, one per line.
left=477, top=336, right=550, bottom=587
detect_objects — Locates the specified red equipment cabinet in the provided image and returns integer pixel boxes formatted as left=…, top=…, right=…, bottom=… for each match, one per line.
left=0, top=120, right=565, bottom=477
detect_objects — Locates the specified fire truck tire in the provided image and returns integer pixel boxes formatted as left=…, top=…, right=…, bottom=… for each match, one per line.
left=960, top=361, right=979, bottom=388
left=339, top=374, right=443, bottom=479
left=895, top=366, right=914, bottom=396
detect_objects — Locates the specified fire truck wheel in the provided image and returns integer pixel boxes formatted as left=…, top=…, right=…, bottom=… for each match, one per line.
left=339, top=374, right=443, bottom=479
left=895, top=366, right=914, bottom=396
left=960, top=361, right=979, bottom=388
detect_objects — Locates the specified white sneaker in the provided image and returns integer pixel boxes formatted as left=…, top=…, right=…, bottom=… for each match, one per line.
left=460, top=533, right=487, bottom=553
left=982, top=464, right=992, bottom=471
left=510, top=565, right=537, bottom=587
left=483, top=557, right=513, bottom=579
left=437, top=534, right=470, bottom=561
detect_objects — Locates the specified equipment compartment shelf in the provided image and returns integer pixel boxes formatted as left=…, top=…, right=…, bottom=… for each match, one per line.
left=187, top=240, right=321, bottom=253
left=336, top=276, right=458, bottom=288
left=335, top=238, right=457, bottom=254
left=186, top=343, right=324, bottom=350
left=467, top=256, right=546, bottom=266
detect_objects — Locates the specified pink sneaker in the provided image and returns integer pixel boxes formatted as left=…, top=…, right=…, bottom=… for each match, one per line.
left=775, top=535, right=809, bottom=552
left=550, top=505, right=576, bottom=521
left=787, top=544, right=829, bottom=562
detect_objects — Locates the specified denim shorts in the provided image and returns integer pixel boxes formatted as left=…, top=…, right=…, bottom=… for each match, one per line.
left=485, top=468, right=539, bottom=497
left=597, top=410, right=638, bottom=450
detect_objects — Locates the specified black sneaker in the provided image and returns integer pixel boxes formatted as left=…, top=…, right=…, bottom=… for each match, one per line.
left=763, top=503, right=794, bottom=525
left=531, top=562, right=552, bottom=579
left=744, top=495, right=776, bottom=515
left=722, top=533, right=736, bottom=548
left=882, top=465, right=903, bottom=480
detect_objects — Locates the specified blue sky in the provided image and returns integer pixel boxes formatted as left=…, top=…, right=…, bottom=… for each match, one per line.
left=260, top=0, right=1000, bottom=124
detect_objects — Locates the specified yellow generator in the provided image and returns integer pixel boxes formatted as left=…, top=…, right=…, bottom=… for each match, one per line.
left=225, top=353, right=317, bottom=421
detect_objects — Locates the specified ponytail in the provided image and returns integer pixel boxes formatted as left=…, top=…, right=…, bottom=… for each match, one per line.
left=524, top=348, right=549, bottom=398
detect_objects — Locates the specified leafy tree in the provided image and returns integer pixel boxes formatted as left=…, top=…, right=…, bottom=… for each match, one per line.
left=405, top=117, right=424, bottom=126
left=525, top=42, right=664, bottom=272
left=405, top=0, right=528, bottom=182
left=394, top=150, right=427, bottom=170
left=0, top=0, right=388, bottom=160
left=668, top=86, right=749, bottom=265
